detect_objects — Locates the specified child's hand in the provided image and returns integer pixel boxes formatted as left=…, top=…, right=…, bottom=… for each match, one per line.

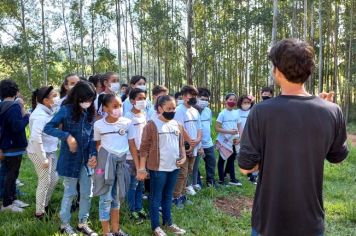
left=176, top=156, right=186, bottom=167
left=88, top=156, right=97, bottom=168
left=230, top=129, right=239, bottom=135
left=42, top=159, right=49, bottom=168
left=198, top=148, right=204, bottom=156
left=189, top=139, right=197, bottom=147
left=136, top=170, right=147, bottom=181
left=67, top=135, right=78, bottom=153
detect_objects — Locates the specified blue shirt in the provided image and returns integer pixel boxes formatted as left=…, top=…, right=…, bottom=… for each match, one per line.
left=43, top=104, right=97, bottom=178
left=200, top=107, right=214, bottom=148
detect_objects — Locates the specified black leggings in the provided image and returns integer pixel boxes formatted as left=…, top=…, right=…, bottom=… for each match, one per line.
left=218, top=146, right=237, bottom=182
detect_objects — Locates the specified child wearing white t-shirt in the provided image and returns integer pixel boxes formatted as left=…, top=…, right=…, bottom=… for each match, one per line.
left=124, top=88, right=148, bottom=221
left=93, top=94, right=136, bottom=236
left=215, top=93, right=242, bottom=186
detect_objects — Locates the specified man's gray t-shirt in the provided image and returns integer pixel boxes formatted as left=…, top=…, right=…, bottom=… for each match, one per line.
left=238, top=95, right=348, bottom=236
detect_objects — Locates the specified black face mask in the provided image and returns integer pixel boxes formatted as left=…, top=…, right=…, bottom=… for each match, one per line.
left=188, top=97, right=197, bottom=106
left=162, top=111, right=175, bottom=120
left=262, top=96, right=271, bottom=101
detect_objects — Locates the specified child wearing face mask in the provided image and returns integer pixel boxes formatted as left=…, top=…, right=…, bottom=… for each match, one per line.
left=173, top=85, right=202, bottom=207
left=137, top=95, right=186, bottom=236
left=215, top=93, right=243, bottom=187
left=43, top=81, right=98, bottom=236
left=95, top=72, right=120, bottom=119
left=93, top=94, right=134, bottom=236
left=147, top=85, right=169, bottom=120
left=123, top=75, right=152, bottom=115
left=124, top=88, right=148, bottom=222
left=174, top=92, right=184, bottom=106
left=236, top=95, right=257, bottom=184
left=27, top=86, right=60, bottom=219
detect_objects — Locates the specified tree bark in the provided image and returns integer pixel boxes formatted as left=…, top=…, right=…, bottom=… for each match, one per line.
left=303, top=0, right=308, bottom=40
left=62, top=0, right=72, bottom=62
left=115, top=0, right=122, bottom=77
left=186, top=0, right=193, bottom=85
left=269, top=0, right=278, bottom=86
left=40, top=0, right=47, bottom=85
left=79, top=0, right=85, bottom=76
left=332, top=2, right=339, bottom=102
left=318, top=0, right=323, bottom=93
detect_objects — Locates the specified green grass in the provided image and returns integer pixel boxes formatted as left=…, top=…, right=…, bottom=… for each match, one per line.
left=0, top=149, right=355, bottom=235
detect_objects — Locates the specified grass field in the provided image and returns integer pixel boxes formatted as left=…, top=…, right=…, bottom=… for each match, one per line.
left=0, top=145, right=355, bottom=235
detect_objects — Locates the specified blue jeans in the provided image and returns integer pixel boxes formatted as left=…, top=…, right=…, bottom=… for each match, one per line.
left=0, top=161, right=6, bottom=199
left=251, top=228, right=324, bottom=236
left=60, top=166, right=92, bottom=224
left=203, top=146, right=216, bottom=184
left=149, top=169, right=179, bottom=231
left=127, top=174, right=144, bottom=212
left=99, top=177, right=119, bottom=221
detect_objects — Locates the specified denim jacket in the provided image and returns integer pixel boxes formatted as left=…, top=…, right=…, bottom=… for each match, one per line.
left=43, top=104, right=97, bottom=178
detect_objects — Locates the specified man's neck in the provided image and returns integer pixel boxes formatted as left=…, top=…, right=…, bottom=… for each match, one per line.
left=280, top=81, right=311, bottom=96
left=184, top=102, right=191, bottom=108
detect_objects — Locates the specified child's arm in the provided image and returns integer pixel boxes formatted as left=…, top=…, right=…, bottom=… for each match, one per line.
left=129, top=139, right=140, bottom=169
left=137, top=123, right=152, bottom=180
left=215, top=122, right=237, bottom=135
left=43, top=106, right=70, bottom=140
left=29, top=119, right=48, bottom=166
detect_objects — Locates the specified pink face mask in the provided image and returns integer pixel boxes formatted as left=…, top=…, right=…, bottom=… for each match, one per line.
left=226, top=101, right=236, bottom=107
left=110, top=108, right=122, bottom=118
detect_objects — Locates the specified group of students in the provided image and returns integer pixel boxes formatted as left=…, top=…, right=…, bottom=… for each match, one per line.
left=0, top=73, right=274, bottom=236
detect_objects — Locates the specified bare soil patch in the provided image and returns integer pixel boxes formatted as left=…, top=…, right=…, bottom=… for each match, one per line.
left=348, top=134, right=356, bottom=146
left=214, top=196, right=253, bottom=218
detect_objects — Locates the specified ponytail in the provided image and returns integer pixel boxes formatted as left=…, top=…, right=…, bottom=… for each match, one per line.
left=31, top=89, right=39, bottom=110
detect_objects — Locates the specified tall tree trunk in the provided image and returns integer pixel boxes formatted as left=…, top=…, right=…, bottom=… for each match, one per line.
left=333, top=2, right=339, bottom=102
left=303, top=0, right=308, bottom=40
left=40, top=0, right=47, bottom=85
left=123, top=2, right=129, bottom=82
left=186, top=0, right=193, bottom=85
left=91, top=3, right=95, bottom=74
left=292, top=0, right=297, bottom=37
left=20, top=0, right=33, bottom=90
left=128, top=0, right=136, bottom=74
left=345, top=1, right=354, bottom=122
left=79, top=0, right=85, bottom=76
left=318, top=0, right=323, bottom=93
left=269, top=0, right=278, bottom=86
left=62, top=0, right=72, bottom=62
left=309, top=0, right=315, bottom=94
left=115, top=0, right=122, bottom=78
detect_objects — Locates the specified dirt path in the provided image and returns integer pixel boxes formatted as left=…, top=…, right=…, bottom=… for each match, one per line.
left=214, top=196, right=253, bottom=218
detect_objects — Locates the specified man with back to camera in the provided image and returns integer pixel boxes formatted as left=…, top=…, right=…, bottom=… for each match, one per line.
left=238, top=39, right=348, bottom=236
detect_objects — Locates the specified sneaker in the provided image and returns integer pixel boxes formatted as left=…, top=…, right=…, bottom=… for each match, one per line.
left=248, top=175, right=257, bottom=185
left=218, top=180, right=229, bottom=187
left=164, top=224, right=186, bottom=235
left=138, top=209, right=148, bottom=219
left=185, top=185, right=196, bottom=196
left=193, top=184, right=202, bottom=191
left=229, top=179, right=242, bottom=186
left=113, top=229, right=130, bottom=236
left=13, top=199, right=30, bottom=208
left=173, top=197, right=184, bottom=209
left=60, top=224, right=78, bottom=236
left=16, top=179, right=24, bottom=187
left=1, top=204, right=24, bottom=213
left=77, top=223, right=98, bottom=236
left=180, top=195, right=193, bottom=205
left=153, top=227, right=167, bottom=236
left=35, top=212, right=45, bottom=220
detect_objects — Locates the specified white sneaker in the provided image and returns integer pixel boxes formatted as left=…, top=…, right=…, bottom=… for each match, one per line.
left=153, top=227, right=167, bottom=236
left=1, top=204, right=24, bottom=213
left=13, top=200, right=29, bottom=208
left=193, top=184, right=202, bottom=191
left=185, top=185, right=196, bottom=196
left=16, top=179, right=24, bottom=187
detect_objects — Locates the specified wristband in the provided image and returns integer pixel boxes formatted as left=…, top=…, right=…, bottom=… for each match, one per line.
left=137, top=169, right=147, bottom=173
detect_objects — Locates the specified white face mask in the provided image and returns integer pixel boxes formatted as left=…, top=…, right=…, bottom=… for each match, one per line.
left=80, top=102, right=92, bottom=109
left=241, top=104, right=251, bottom=111
left=110, top=108, right=122, bottom=118
left=68, top=85, right=75, bottom=90
left=197, top=99, right=209, bottom=109
left=136, top=85, right=147, bottom=91
left=51, top=96, right=60, bottom=109
left=110, top=82, right=120, bottom=93
left=177, top=99, right=184, bottom=106
left=134, top=100, right=147, bottom=110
